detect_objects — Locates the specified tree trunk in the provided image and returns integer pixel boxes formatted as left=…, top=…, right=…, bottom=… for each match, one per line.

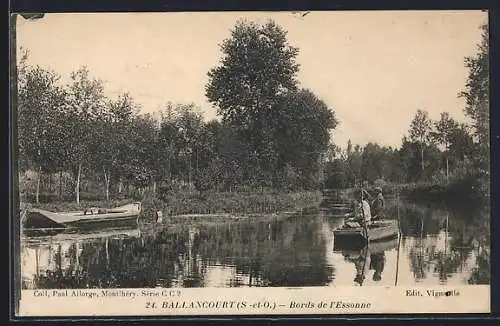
left=59, top=171, right=63, bottom=199
left=153, top=181, right=157, bottom=196
left=48, top=173, right=52, bottom=193
left=103, top=167, right=110, bottom=201
left=118, top=180, right=123, bottom=194
left=75, top=163, right=81, bottom=204
left=36, top=165, right=42, bottom=204
left=188, top=160, right=192, bottom=184
left=446, top=156, right=449, bottom=182
left=420, top=146, right=425, bottom=172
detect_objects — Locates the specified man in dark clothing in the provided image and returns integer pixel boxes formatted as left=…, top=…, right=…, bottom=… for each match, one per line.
left=370, top=252, right=386, bottom=281
left=371, top=187, right=385, bottom=220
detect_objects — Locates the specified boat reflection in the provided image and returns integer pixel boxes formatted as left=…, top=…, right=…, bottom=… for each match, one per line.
left=21, top=226, right=141, bottom=289
left=333, top=236, right=399, bottom=286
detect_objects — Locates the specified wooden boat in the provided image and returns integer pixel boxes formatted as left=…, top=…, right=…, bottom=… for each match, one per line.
left=333, top=234, right=399, bottom=254
left=333, top=219, right=399, bottom=243
left=22, top=202, right=141, bottom=232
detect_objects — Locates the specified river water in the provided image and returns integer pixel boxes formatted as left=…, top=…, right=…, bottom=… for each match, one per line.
left=20, top=196, right=490, bottom=289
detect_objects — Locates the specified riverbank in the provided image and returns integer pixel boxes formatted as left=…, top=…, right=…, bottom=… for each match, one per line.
left=20, top=190, right=323, bottom=223
left=143, top=190, right=322, bottom=222
left=394, top=174, right=488, bottom=206
left=325, top=176, right=488, bottom=208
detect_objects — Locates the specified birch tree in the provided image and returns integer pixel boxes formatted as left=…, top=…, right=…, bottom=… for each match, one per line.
left=409, top=109, right=433, bottom=175
left=65, top=66, right=105, bottom=203
left=431, top=112, right=458, bottom=181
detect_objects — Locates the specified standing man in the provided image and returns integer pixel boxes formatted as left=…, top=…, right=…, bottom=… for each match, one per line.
left=371, top=187, right=385, bottom=220
left=349, top=188, right=372, bottom=224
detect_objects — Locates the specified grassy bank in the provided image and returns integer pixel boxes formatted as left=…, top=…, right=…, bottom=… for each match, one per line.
left=397, top=172, right=488, bottom=206
left=20, top=190, right=323, bottom=223
left=142, top=190, right=322, bottom=222
left=328, top=175, right=488, bottom=207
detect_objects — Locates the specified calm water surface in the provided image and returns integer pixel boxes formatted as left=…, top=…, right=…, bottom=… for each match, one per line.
left=21, top=198, right=490, bottom=289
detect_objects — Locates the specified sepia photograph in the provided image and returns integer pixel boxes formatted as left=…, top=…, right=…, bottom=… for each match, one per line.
left=12, top=10, right=490, bottom=316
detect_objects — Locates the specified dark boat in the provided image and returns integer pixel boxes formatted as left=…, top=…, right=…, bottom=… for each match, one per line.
left=22, top=202, right=142, bottom=233
left=333, top=219, right=399, bottom=244
left=334, top=234, right=399, bottom=253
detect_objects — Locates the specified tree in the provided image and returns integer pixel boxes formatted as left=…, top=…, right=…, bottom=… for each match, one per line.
left=409, top=109, right=433, bottom=175
left=157, top=103, right=205, bottom=187
left=205, top=19, right=301, bottom=183
left=65, top=66, right=106, bottom=203
left=431, top=112, right=458, bottom=181
left=448, top=123, right=475, bottom=163
left=173, top=104, right=205, bottom=185
left=17, top=58, right=67, bottom=203
left=324, top=158, right=348, bottom=189
left=344, top=140, right=363, bottom=186
left=205, top=19, right=339, bottom=190
left=128, top=113, right=158, bottom=193
left=206, top=19, right=299, bottom=128
left=275, top=89, right=338, bottom=188
left=459, top=23, right=489, bottom=174
left=460, top=23, right=489, bottom=145
left=397, top=136, right=421, bottom=182
left=105, top=92, right=140, bottom=197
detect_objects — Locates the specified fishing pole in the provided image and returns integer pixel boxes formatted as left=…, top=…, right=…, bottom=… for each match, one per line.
left=358, top=244, right=369, bottom=287
left=395, top=184, right=401, bottom=286
left=359, top=182, right=369, bottom=243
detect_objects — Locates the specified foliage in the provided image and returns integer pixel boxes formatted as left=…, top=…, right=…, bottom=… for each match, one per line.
left=460, top=24, right=489, bottom=147
left=17, top=19, right=488, bottom=206
left=205, top=19, right=337, bottom=189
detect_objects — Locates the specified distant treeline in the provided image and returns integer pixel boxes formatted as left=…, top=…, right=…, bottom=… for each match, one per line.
left=323, top=110, right=484, bottom=190
left=325, top=23, right=489, bottom=202
left=15, top=19, right=489, bottom=205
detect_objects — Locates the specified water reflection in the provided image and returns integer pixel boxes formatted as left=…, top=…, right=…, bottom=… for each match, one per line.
left=21, top=199, right=490, bottom=289
left=333, top=237, right=398, bottom=286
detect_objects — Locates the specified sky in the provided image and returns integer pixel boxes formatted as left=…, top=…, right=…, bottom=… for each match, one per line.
left=16, top=10, right=488, bottom=149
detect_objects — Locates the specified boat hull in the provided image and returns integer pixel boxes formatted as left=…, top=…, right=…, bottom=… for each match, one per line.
left=23, top=203, right=141, bottom=234
left=334, top=234, right=399, bottom=252
left=333, top=219, right=399, bottom=244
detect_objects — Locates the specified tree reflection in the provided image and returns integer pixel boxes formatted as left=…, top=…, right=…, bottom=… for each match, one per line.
left=195, top=213, right=334, bottom=287
left=385, top=200, right=489, bottom=285
left=20, top=202, right=489, bottom=288
left=22, top=212, right=334, bottom=289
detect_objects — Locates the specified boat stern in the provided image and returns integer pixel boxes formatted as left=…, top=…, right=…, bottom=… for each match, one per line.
left=23, top=209, right=67, bottom=230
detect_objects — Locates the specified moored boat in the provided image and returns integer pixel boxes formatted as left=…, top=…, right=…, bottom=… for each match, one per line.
left=22, top=202, right=142, bottom=232
left=333, top=219, right=399, bottom=243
